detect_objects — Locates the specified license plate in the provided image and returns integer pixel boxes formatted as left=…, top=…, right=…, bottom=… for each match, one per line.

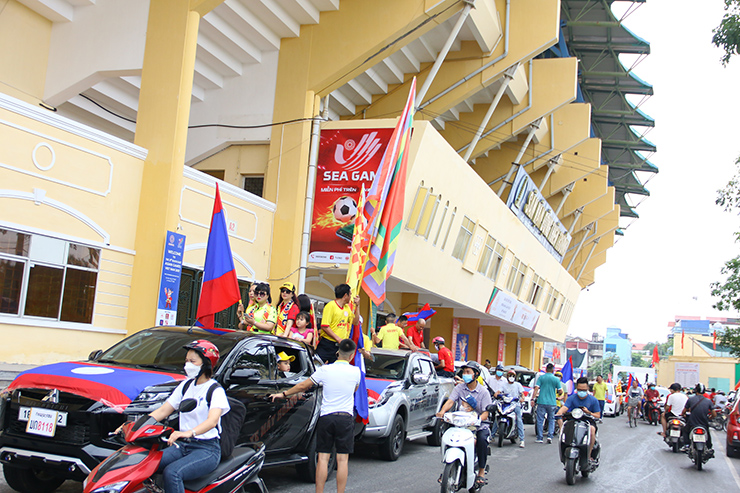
left=19, top=407, right=67, bottom=427
left=693, top=434, right=706, bottom=443
left=670, top=430, right=680, bottom=437
left=24, top=408, right=59, bottom=437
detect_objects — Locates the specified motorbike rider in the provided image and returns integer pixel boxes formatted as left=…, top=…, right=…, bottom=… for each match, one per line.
left=556, top=377, right=601, bottom=468
left=502, top=369, right=526, bottom=448
left=148, top=340, right=230, bottom=493
left=644, top=382, right=660, bottom=421
left=681, top=383, right=716, bottom=455
left=436, top=362, right=492, bottom=489
left=487, top=364, right=507, bottom=397
left=433, top=337, right=455, bottom=377
left=626, top=379, right=644, bottom=422
left=659, top=382, right=688, bottom=438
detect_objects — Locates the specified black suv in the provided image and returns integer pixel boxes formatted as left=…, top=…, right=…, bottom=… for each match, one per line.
left=0, top=327, right=328, bottom=492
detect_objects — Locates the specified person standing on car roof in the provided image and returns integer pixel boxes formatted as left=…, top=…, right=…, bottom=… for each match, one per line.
left=317, top=284, right=359, bottom=363
left=236, top=283, right=257, bottom=330
left=433, top=337, right=455, bottom=377
left=502, top=369, right=526, bottom=448
left=374, top=314, right=417, bottom=350
left=269, top=339, right=361, bottom=493
left=241, top=282, right=277, bottom=334
left=148, top=340, right=230, bottom=493
left=275, top=282, right=300, bottom=336
left=405, top=317, right=426, bottom=349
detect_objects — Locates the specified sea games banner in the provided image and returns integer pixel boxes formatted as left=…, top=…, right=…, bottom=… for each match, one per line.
left=309, top=128, right=394, bottom=263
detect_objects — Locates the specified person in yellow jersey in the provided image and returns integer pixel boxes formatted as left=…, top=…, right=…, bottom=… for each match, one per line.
left=373, top=314, right=417, bottom=351
left=317, top=284, right=360, bottom=364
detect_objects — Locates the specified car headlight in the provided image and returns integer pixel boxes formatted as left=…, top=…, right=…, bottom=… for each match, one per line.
left=92, top=481, right=129, bottom=493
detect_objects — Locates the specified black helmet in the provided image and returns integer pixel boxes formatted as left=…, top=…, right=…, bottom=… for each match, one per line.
left=461, top=361, right=483, bottom=378
left=669, top=383, right=681, bottom=391
left=695, top=383, right=706, bottom=395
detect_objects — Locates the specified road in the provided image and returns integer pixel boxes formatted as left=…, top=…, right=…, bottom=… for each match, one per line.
left=2, top=416, right=740, bottom=492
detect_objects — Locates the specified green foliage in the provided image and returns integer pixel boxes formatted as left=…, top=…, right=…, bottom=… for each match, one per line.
left=588, top=353, right=620, bottom=378
left=715, top=156, right=740, bottom=212
left=631, top=352, right=649, bottom=368
left=643, top=341, right=673, bottom=357
left=718, top=326, right=740, bottom=359
left=713, top=0, right=740, bottom=66
left=711, top=256, right=740, bottom=312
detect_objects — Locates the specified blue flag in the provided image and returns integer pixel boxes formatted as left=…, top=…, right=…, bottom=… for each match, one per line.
left=561, top=357, right=574, bottom=395
left=350, top=322, right=369, bottom=424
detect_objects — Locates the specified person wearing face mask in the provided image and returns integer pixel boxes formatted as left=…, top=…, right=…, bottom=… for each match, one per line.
left=148, top=340, right=230, bottom=493
left=502, top=369, right=526, bottom=448
left=436, top=362, right=492, bottom=489
left=486, top=364, right=507, bottom=397
left=556, top=377, right=601, bottom=468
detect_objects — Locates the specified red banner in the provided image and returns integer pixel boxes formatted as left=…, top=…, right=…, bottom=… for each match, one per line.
left=309, top=128, right=394, bottom=263
left=498, top=333, right=506, bottom=364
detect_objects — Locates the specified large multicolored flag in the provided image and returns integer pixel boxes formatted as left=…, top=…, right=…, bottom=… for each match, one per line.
left=561, top=356, right=574, bottom=395
left=195, top=184, right=241, bottom=329
left=361, top=78, right=416, bottom=305
left=350, top=321, right=369, bottom=424
left=404, top=302, right=436, bottom=328
left=346, top=185, right=368, bottom=295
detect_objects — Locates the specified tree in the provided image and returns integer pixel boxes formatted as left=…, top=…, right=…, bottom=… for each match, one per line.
left=718, top=327, right=740, bottom=359
left=713, top=0, right=740, bottom=66
left=631, top=352, right=649, bottom=368
left=643, top=340, right=673, bottom=357
left=588, top=353, right=620, bottom=379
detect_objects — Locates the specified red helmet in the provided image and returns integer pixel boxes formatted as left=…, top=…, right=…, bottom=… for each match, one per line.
left=183, top=340, right=219, bottom=368
left=432, top=336, right=445, bottom=345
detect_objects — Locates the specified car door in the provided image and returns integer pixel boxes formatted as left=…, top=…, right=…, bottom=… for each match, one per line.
left=407, top=357, right=436, bottom=431
left=418, top=359, right=440, bottom=426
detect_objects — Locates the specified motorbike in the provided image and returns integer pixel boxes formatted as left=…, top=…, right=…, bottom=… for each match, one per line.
left=83, top=398, right=267, bottom=493
left=558, top=409, right=600, bottom=485
left=687, top=425, right=713, bottom=470
left=664, top=416, right=685, bottom=453
left=437, top=411, right=491, bottom=493
left=645, top=397, right=661, bottom=426
left=492, top=393, right=518, bottom=447
left=710, top=406, right=728, bottom=431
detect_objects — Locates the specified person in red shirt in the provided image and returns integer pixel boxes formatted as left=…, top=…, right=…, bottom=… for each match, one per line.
left=433, top=336, right=454, bottom=377
left=406, top=318, right=426, bottom=349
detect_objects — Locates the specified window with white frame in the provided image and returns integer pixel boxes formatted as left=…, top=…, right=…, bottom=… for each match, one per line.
left=542, top=284, right=555, bottom=314
left=477, top=235, right=496, bottom=275
left=0, top=228, right=100, bottom=324
left=441, top=207, right=457, bottom=251
left=451, top=216, right=475, bottom=261
left=528, top=274, right=544, bottom=307
left=547, top=289, right=561, bottom=316
left=488, top=243, right=505, bottom=282
left=433, top=201, right=450, bottom=247
left=506, top=257, right=526, bottom=295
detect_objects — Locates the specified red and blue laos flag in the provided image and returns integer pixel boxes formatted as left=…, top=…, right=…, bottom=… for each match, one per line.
left=404, top=303, right=436, bottom=328
left=561, top=356, right=574, bottom=395
left=196, top=184, right=241, bottom=333
left=350, top=321, right=369, bottom=424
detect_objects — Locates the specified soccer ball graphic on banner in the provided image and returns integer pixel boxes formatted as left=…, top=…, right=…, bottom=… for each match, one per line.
left=332, top=196, right=357, bottom=223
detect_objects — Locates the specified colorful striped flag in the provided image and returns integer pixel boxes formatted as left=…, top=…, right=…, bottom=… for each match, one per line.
left=346, top=185, right=369, bottom=295
left=361, top=78, right=416, bottom=304
left=195, top=184, right=241, bottom=329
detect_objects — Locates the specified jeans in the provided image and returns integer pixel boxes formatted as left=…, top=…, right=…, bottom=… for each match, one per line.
left=475, top=427, right=490, bottom=471
left=514, top=404, right=525, bottom=442
left=597, top=400, right=605, bottom=418
left=536, top=404, right=558, bottom=440
left=158, top=438, right=221, bottom=493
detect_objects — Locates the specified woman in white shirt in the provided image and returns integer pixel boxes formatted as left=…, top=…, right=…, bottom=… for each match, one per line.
left=148, top=340, right=230, bottom=493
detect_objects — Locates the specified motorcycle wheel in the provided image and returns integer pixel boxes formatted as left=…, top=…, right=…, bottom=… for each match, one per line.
left=695, top=449, right=703, bottom=471
left=565, top=457, right=577, bottom=485
left=672, top=441, right=679, bottom=453
left=440, top=461, right=460, bottom=493
left=497, top=432, right=504, bottom=448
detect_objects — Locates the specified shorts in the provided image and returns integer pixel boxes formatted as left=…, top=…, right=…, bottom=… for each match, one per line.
left=316, top=338, right=339, bottom=364
left=316, top=412, right=354, bottom=454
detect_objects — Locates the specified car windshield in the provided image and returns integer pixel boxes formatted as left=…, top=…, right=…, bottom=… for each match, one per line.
left=365, top=354, right=407, bottom=380
left=517, top=372, right=536, bottom=387
left=97, top=330, right=239, bottom=373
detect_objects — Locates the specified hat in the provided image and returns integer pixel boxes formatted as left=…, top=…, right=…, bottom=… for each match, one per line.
left=463, top=395, right=478, bottom=410
left=280, top=282, right=296, bottom=292
left=277, top=351, right=295, bottom=362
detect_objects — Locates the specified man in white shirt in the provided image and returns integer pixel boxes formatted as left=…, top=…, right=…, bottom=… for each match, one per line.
left=270, top=339, right=360, bottom=493
left=660, top=382, right=688, bottom=438
left=487, top=364, right=507, bottom=396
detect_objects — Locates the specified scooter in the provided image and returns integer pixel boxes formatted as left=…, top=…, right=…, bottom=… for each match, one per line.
left=687, top=425, right=713, bottom=470
left=558, top=409, right=600, bottom=485
left=645, top=397, right=660, bottom=426
left=437, top=411, right=491, bottom=493
left=664, top=415, right=685, bottom=453
left=83, top=398, right=267, bottom=493
left=492, top=393, right=518, bottom=447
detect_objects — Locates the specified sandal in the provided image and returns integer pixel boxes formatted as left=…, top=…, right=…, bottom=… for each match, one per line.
left=474, top=476, right=487, bottom=488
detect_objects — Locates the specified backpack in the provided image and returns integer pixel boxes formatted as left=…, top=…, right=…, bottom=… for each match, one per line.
left=180, top=379, right=247, bottom=458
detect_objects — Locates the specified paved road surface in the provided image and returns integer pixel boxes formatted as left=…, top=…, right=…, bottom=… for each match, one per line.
left=2, top=416, right=740, bottom=492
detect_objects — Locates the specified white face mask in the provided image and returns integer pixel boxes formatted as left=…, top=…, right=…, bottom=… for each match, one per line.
left=508, top=376, right=515, bottom=383
left=184, top=362, right=201, bottom=379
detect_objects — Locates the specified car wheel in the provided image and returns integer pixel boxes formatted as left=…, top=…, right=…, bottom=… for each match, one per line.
left=379, top=414, right=405, bottom=461
left=296, top=434, right=336, bottom=483
left=427, top=418, right=443, bottom=446
left=3, top=465, right=64, bottom=493
left=728, top=443, right=739, bottom=458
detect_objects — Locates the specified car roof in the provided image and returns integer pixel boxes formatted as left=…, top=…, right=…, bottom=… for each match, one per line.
left=503, top=365, right=534, bottom=373
left=138, top=326, right=312, bottom=351
left=371, top=348, right=428, bottom=359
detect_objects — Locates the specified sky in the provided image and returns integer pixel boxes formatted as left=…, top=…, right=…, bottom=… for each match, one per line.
left=568, top=0, right=740, bottom=344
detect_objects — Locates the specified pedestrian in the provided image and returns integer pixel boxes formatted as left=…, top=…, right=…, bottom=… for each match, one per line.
left=275, top=282, right=300, bottom=336
left=433, top=337, right=454, bottom=377
left=317, top=284, right=359, bottom=363
left=502, top=369, right=526, bottom=448
left=373, top=314, right=417, bottom=350
left=241, top=282, right=277, bottom=334
left=269, top=339, right=361, bottom=493
left=593, top=375, right=607, bottom=424
left=531, top=363, right=560, bottom=443
left=483, top=359, right=492, bottom=370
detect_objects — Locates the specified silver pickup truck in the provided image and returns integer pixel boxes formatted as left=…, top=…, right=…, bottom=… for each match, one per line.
left=358, top=348, right=455, bottom=461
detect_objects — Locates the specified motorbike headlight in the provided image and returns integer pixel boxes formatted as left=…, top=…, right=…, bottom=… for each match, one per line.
left=571, top=408, right=584, bottom=419
left=92, top=481, right=129, bottom=493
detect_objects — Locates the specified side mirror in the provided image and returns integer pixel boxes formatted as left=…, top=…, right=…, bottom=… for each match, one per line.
left=88, top=349, right=103, bottom=362
left=412, top=373, right=430, bottom=385
left=228, top=368, right=262, bottom=384
left=180, top=398, right=197, bottom=413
